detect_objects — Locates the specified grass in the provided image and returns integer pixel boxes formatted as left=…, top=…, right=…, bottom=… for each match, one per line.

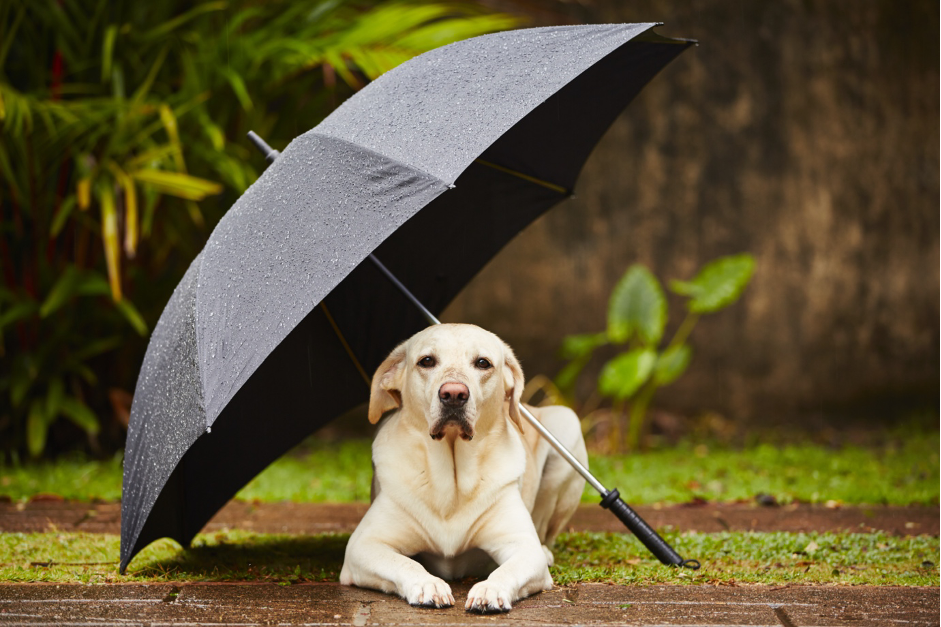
left=2, top=430, right=938, bottom=506
left=1, top=529, right=937, bottom=586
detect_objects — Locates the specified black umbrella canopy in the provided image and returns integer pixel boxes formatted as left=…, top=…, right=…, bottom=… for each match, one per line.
left=121, top=23, right=692, bottom=572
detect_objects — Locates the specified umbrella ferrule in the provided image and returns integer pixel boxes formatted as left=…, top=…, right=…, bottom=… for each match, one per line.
left=247, top=130, right=280, bottom=164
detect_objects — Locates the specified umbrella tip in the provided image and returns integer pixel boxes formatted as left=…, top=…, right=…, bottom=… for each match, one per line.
left=247, top=130, right=280, bottom=164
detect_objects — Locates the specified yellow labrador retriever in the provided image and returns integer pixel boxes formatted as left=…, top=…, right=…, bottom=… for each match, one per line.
left=339, top=323, right=587, bottom=613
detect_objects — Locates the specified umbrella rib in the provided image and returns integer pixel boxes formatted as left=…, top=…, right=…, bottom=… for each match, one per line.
left=473, top=159, right=570, bottom=196
left=320, top=302, right=371, bottom=387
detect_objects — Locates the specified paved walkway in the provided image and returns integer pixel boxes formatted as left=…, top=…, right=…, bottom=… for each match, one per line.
left=1, top=502, right=937, bottom=626
left=0, top=581, right=937, bottom=626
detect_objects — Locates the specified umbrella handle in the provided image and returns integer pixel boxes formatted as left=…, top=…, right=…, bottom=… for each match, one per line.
left=601, top=489, right=700, bottom=569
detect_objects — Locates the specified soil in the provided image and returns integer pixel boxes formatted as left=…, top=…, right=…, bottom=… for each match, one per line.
left=1, top=500, right=937, bottom=536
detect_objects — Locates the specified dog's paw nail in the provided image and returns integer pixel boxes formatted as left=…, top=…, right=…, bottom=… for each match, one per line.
left=465, top=582, right=513, bottom=613
left=407, top=578, right=453, bottom=608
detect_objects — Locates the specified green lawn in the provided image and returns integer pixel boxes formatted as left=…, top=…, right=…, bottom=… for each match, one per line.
left=2, top=430, right=938, bottom=506
left=1, top=529, right=936, bottom=586
left=2, top=428, right=937, bottom=588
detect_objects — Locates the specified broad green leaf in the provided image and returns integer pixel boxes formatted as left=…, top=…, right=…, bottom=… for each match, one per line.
left=115, top=298, right=148, bottom=336
left=670, top=254, right=755, bottom=313
left=654, top=345, right=692, bottom=386
left=607, top=265, right=667, bottom=345
left=131, top=169, right=221, bottom=200
left=598, top=348, right=657, bottom=401
left=560, top=332, right=607, bottom=360
left=59, top=396, right=100, bottom=435
left=27, top=401, right=47, bottom=457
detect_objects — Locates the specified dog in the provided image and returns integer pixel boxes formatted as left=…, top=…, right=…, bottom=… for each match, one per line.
left=339, top=323, right=587, bottom=613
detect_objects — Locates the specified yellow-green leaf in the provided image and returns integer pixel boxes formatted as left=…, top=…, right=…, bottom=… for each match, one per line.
left=131, top=169, right=222, bottom=200
left=97, top=180, right=122, bottom=301
left=77, top=177, right=91, bottom=210
left=27, top=401, right=47, bottom=457
left=102, top=24, right=118, bottom=82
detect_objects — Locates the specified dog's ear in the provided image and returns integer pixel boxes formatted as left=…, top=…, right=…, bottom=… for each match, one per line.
left=502, top=342, right=526, bottom=433
left=368, top=342, right=407, bottom=424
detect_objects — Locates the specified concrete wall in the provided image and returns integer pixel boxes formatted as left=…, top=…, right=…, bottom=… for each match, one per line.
left=444, top=0, right=939, bottom=422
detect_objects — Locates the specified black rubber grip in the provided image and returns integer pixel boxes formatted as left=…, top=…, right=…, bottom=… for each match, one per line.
left=600, top=488, right=699, bottom=569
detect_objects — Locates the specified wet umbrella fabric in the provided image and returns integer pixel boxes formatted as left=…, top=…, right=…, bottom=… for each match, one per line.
left=121, top=23, right=692, bottom=572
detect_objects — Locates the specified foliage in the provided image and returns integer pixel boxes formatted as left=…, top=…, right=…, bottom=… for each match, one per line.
left=1, top=529, right=936, bottom=586
left=0, top=0, right=520, bottom=456
left=555, top=254, right=755, bottom=451
left=3, top=429, right=937, bottom=506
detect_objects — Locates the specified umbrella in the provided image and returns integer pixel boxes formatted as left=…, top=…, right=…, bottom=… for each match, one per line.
left=120, top=23, right=695, bottom=573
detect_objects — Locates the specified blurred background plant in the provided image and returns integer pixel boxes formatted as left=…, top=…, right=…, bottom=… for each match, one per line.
left=544, top=254, right=754, bottom=453
left=0, top=0, right=520, bottom=458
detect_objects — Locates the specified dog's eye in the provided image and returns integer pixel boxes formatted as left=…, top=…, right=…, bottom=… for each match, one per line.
left=475, top=358, right=492, bottom=370
left=418, top=356, right=436, bottom=368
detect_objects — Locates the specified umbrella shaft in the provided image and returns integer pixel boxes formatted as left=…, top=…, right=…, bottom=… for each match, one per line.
left=368, top=255, right=440, bottom=325
left=518, top=404, right=607, bottom=494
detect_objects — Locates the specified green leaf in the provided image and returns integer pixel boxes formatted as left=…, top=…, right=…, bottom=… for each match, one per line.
left=27, top=401, right=47, bottom=457
left=101, top=24, right=118, bottom=82
left=598, top=348, right=657, bottom=401
left=39, top=266, right=110, bottom=318
left=221, top=67, right=253, bottom=112
left=654, top=345, right=692, bottom=386
left=0, top=300, right=37, bottom=332
left=607, top=265, right=667, bottom=345
left=560, top=332, right=607, bottom=360
left=70, top=336, right=122, bottom=363
left=670, top=254, right=755, bottom=313
left=131, top=169, right=222, bottom=200
left=44, top=378, right=65, bottom=424
left=59, top=396, right=100, bottom=435
left=115, top=298, right=148, bottom=336
left=50, top=196, right=76, bottom=237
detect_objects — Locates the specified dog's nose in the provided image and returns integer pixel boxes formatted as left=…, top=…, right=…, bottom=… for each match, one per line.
left=438, top=382, right=469, bottom=407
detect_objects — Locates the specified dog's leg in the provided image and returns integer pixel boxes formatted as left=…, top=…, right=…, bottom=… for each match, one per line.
left=464, top=500, right=552, bottom=613
left=340, top=507, right=454, bottom=608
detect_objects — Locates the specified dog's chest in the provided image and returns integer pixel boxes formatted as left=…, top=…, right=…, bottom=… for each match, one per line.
left=376, top=448, right=523, bottom=556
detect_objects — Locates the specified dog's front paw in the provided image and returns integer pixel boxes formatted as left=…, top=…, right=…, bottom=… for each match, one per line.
left=404, top=576, right=454, bottom=608
left=465, top=581, right=514, bottom=613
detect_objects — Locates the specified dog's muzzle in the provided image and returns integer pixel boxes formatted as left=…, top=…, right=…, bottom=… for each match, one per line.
left=430, top=409, right=474, bottom=441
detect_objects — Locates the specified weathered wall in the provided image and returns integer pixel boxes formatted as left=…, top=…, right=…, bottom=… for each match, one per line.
left=444, top=0, right=939, bottom=421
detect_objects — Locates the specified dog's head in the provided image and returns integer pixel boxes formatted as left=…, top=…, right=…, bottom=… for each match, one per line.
left=367, top=324, right=525, bottom=440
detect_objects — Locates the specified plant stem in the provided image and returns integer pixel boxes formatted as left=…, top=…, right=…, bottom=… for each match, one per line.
left=627, top=382, right=657, bottom=451
left=610, top=397, right=624, bottom=453
left=668, top=310, right=700, bottom=349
